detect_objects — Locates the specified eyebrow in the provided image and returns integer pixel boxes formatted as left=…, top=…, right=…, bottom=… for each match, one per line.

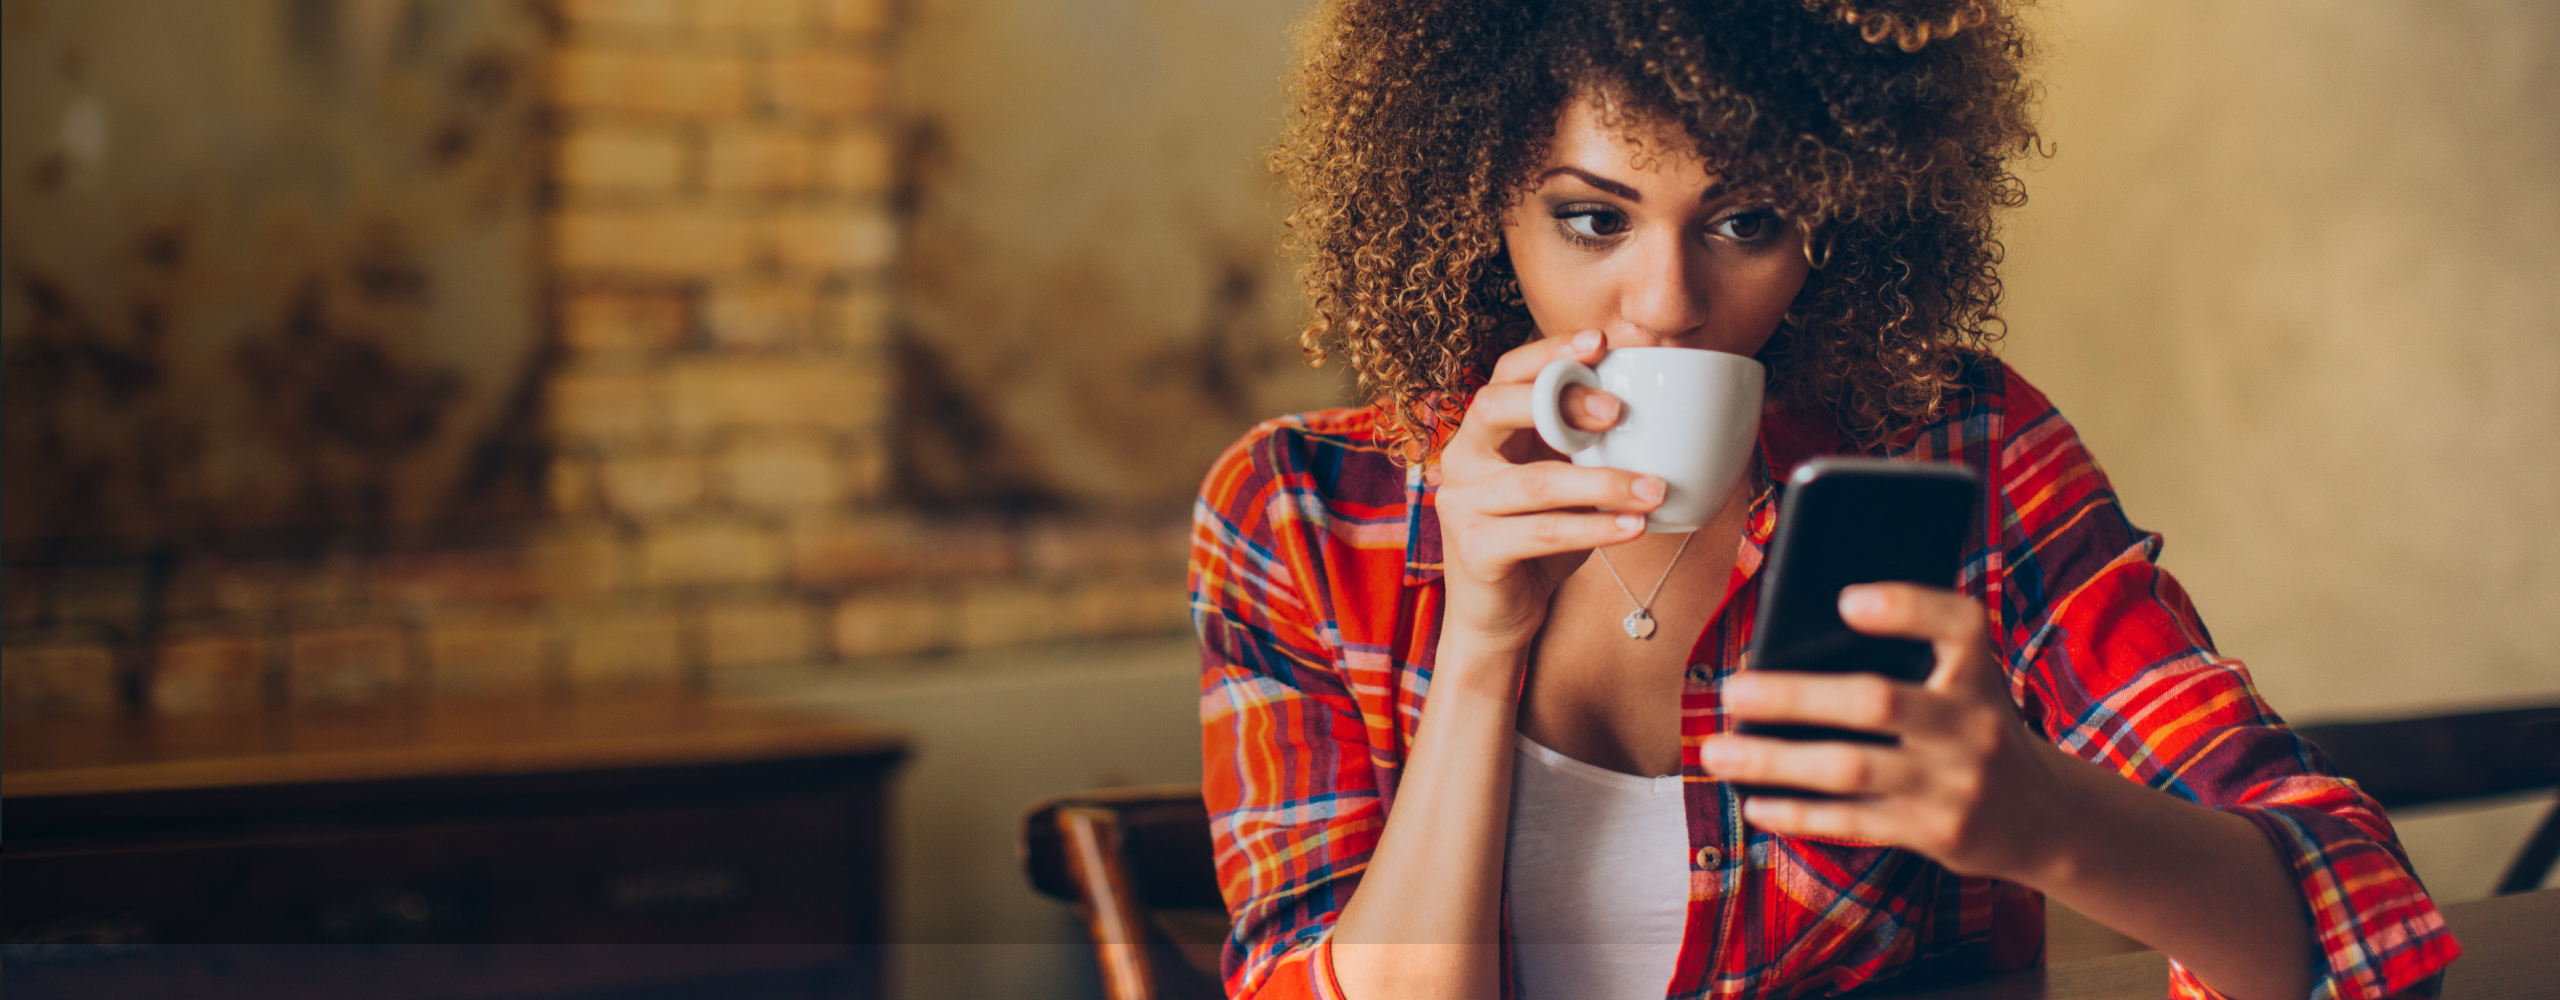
left=1538, top=166, right=1640, bottom=200
left=1536, top=165, right=1733, bottom=203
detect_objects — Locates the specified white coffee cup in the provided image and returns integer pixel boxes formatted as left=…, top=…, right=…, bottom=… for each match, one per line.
left=1530, top=347, right=1764, bottom=532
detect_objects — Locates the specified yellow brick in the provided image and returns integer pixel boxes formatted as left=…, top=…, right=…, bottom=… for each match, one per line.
left=426, top=619, right=554, bottom=699
left=774, top=208, right=897, bottom=273
left=288, top=625, right=412, bottom=708
left=556, top=207, right=760, bottom=277
left=821, top=0, right=893, bottom=36
left=641, top=519, right=784, bottom=587
left=564, top=289, right=694, bottom=353
left=668, top=358, right=883, bottom=437
left=558, top=0, right=689, bottom=33
left=830, top=592, right=949, bottom=659
left=369, top=550, right=548, bottom=611
left=1024, top=520, right=1192, bottom=578
left=769, top=51, right=885, bottom=118
left=164, top=556, right=360, bottom=620
left=536, top=520, right=635, bottom=597
left=553, top=47, right=751, bottom=117
left=599, top=452, right=708, bottom=517
left=841, top=433, right=890, bottom=500
left=721, top=434, right=840, bottom=510
left=549, top=454, right=602, bottom=515
left=790, top=515, right=1012, bottom=584
left=567, top=607, right=686, bottom=690
left=549, top=369, right=666, bottom=443
left=818, top=129, right=894, bottom=195
left=705, top=124, right=816, bottom=196
left=705, top=600, right=813, bottom=670
left=698, top=0, right=808, bottom=37
left=953, top=583, right=1065, bottom=650
left=705, top=280, right=817, bottom=349
left=152, top=633, right=267, bottom=716
left=1070, top=576, right=1192, bottom=637
left=2, top=642, right=121, bottom=720
left=819, top=285, right=891, bottom=351
left=558, top=125, right=687, bottom=195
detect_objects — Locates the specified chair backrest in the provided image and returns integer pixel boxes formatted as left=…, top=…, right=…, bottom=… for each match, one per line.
left=2294, top=703, right=2560, bottom=895
left=1020, top=785, right=1228, bottom=1000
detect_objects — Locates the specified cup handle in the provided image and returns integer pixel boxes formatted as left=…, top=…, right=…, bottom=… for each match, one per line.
left=1531, top=359, right=1603, bottom=456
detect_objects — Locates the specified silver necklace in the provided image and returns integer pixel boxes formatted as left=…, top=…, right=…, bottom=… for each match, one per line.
left=1593, top=531, right=1696, bottom=640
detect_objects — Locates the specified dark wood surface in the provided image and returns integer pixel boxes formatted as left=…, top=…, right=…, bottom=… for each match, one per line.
left=1874, top=888, right=2559, bottom=999
left=1020, top=786, right=1228, bottom=1000
left=1020, top=784, right=1223, bottom=910
left=2, top=695, right=909, bottom=1000
left=2290, top=705, right=2560, bottom=810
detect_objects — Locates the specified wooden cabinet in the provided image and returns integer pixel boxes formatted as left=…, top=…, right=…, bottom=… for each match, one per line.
left=2, top=697, right=907, bottom=999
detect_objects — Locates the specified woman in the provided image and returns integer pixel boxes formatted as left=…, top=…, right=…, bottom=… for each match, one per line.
left=1190, top=1, right=2457, bottom=998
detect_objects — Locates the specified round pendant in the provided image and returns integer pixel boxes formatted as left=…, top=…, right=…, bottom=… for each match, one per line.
left=1622, top=608, right=1657, bottom=640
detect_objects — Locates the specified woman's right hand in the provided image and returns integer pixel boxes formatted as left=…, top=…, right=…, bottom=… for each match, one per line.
left=1430, top=330, right=1667, bottom=657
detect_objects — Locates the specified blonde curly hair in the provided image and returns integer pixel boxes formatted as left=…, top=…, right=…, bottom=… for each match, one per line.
left=1277, top=0, right=2041, bottom=458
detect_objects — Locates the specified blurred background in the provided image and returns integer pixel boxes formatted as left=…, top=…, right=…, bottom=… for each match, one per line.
left=1, top=0, right=2553, bottom=998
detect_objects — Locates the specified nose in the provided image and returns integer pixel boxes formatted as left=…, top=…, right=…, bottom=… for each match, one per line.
left=1612, top=233, right=1710, bottom=346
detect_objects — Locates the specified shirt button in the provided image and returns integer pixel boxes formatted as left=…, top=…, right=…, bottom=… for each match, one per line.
left=1695, top=845, right=1724, bottom=870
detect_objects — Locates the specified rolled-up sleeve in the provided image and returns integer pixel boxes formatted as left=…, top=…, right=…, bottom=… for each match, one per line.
left=1991, top=377, right=2459, bottom=1000
left=1192, top=421, right=1382, bottom=1000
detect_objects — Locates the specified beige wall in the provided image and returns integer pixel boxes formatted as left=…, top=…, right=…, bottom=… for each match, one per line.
left=1, top=0, right=550, bottom=545
left=893, top=0, right=1347, bottom=510
left=2001, top=0, right=2560, bottom=898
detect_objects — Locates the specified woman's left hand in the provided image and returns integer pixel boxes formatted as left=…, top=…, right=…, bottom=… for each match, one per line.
left=1699, top=582, right=2083, bottom=884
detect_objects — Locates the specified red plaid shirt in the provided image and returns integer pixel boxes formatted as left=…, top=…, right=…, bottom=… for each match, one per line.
left=1191, top=358, right=2457, bottom=999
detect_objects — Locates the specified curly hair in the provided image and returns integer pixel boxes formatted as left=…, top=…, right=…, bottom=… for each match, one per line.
left=1276, top=0, right=2041, bottom=458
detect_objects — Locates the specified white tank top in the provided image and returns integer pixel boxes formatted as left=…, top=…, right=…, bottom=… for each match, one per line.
left=1505, top=732, right=1692, bottom=1000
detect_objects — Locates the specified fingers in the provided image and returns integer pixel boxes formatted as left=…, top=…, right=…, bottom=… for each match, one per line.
left=1470, top=462, right=1663, bottom=517
left=1452, top=377, right=1617, bottom=460
left=1700, top=733, right=1908, bottom=798
left=1720, top=670, right=1929, bottom=735
left=1737, top=794, right=1893, bottom=844
left=1488, top=329, right=1608, bottom=385
left=1558, top=383, right=1622, bottom=433
left=1837, top=583, right=1986, bottom=649
left=1459, top=510, right=1651, bottom=567
left=1837, top=583, right=2002, bottom=696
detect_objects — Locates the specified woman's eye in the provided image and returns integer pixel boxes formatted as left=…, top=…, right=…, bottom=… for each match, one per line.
left=1713, top=210, right=1779, bottom=243
left=1558, top=206, right=1629, bottom=240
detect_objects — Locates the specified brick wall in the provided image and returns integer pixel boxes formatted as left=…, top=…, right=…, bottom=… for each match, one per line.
left=0, top=0, right=1194, bottom=722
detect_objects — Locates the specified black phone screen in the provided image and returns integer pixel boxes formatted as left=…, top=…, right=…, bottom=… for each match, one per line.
left=1738, top=458, right=1980, bottom=748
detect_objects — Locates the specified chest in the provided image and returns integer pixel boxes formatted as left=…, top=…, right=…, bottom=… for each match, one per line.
left=1517, top=513, right=1750, bottom=778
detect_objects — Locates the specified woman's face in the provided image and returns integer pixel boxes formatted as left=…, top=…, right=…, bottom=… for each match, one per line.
left=1502, top=97, right=1811, bottom=357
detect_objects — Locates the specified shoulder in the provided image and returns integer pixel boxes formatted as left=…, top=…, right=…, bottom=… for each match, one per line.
left=1885, top=353, right=2084, bottom=477
left=1199, top=406, right=1414, bottom=528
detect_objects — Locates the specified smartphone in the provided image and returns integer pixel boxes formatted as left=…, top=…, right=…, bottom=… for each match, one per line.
left=1737, top=457, right=1981, bottom=751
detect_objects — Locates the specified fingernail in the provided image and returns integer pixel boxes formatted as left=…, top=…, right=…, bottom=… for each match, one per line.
left=1699, top=737, right=1737, bottom=771
left=1838, top=585, right=1883, bottom=620
left=1630, top=476, right=1664, bottom=503
left=1573, top=330, right=1602, bottom=353
left=1615, top=514, right=1645, bottom=532
left=1582, top=393, right=1617, bottom=420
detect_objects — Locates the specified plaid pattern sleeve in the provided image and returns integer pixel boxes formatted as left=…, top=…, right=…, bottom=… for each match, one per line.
left=1192, top=410, right=1411, bottom=1000
left=1991, top=373, right=2460, bottom=1000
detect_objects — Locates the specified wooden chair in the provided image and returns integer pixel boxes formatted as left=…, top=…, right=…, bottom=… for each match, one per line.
left=1020, top=785, right=1230, bottom=1000
left=2294, top=703, right=2560, bottom=895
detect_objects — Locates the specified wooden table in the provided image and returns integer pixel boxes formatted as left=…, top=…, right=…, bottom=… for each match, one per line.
left=1876, top=888, right=2559, bottom=999
left=2, top=696, right=908, bottom=1000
